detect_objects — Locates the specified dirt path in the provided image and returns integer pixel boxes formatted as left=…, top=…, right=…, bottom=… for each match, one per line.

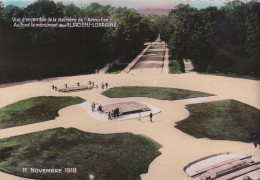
left=0, top=69, right=259, bottom=180
left=129, top=42, right=169, bottom=74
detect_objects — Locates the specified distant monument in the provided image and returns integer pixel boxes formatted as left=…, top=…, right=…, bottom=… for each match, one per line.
left=155, top=34, right=161, bottom=42
left=102, top=101, right=151, bottom=115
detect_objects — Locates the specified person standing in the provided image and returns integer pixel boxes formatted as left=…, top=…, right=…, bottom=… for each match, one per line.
left=114, top=109, right=117, bottom=118
left=91, top=102, right=95, bottom=111
left=116, top=108, right=119, bottom=117
left=105, top=82, right=108, bottom=89
left=108, top=112, right=111, bottom=120
left=251, top=133, right=258, bottom=148
left=111, top=110, right=114, bottom=118
left=149, top=112, right=153, bottom=123
left=93, top=103, right=96, bottom=111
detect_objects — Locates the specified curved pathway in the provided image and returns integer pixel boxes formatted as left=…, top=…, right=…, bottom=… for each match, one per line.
left=0, top=69, right=260, bottom=180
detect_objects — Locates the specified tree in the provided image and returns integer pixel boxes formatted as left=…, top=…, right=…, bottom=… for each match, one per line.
left=108, top=7, right=153, bottom=62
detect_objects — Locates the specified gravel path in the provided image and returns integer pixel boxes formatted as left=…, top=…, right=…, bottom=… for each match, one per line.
left=0, top=58, right=259, bottom=180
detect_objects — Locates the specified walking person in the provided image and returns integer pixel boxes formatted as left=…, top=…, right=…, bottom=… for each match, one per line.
left=108, top=112, right=111, bottom=120
left=139, top=113, right=141, bottom=121
left=149, top=112, right=153, bottom=123
left=91, top=102, right=95, bottom=111
left=251, top=133, right=259, bottom=148
left=52, top=85, right=55, bottom=89
left=113, top=109, right=116, bottom=118
left=77, top=82, right=80, bottom=86
left=54, top=86, right=58, bottom=91
left=116, top=108, right=119, bottom=117
left=105, top=82, right=108, bottom=89
left=65, top=84, right=67, bottom=88
left=111, top=110, right=114, bottom=118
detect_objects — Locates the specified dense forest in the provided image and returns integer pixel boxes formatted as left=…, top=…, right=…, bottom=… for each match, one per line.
left=0, top=0, right=259, bottom=84
left=154, top=1, right=260, bottom=76
left=0, top=0, right=156, bottom=83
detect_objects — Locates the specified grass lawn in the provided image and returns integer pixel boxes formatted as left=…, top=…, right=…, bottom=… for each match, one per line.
left=169, top=60, right=182, bottom=74
left=175, top=100, right=260, bottom=143
left=103, top=86, right=213, bottom=100
left=0, top=96, right=85, bottom=129
left=0, top=128, right=161, bottom=180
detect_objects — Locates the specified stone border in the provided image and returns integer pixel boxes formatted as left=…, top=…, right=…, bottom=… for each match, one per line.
left=162, top=46, right=170, bottom=74
left=78, top=101, right=160, bottom=121
left=123, top=45, right=151, bottom=73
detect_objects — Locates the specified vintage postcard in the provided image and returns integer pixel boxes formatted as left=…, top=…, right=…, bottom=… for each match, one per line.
left=0, top=0, right=259, bottom=179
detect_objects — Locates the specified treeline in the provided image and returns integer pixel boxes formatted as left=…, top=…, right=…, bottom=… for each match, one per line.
left=153, top=1, right=260, bottom=76
left=1, top=1, right=259, bottom=84
left=0, top=0, right=155, bottom=83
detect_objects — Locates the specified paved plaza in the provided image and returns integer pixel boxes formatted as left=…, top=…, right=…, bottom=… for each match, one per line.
left=0, top=42, right=259, bottom=180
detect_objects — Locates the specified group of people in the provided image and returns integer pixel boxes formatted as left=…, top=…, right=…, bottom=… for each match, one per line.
left=91, top=102, right=103, bottom=113
left=108, top=108, right=120, bottom=120
left=89, top=81, right=95, bottom=86
left=88, top=81, right=108, bottom=91
left=91, top=103, right=121, bottom=120
left=51, top=81, right=109, bottom=91
left=97, top=104, right=103, bottom=112
left=90, top=102, right=154, bottom=122
left=52, top=85, right=58, bottom=91
left=101, top=82, right=108, bottom=90
left=51, top=82, right=80, bottom=91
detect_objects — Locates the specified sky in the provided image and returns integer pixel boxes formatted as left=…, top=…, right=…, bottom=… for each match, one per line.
left=1, top=0, right=229, bottom=9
